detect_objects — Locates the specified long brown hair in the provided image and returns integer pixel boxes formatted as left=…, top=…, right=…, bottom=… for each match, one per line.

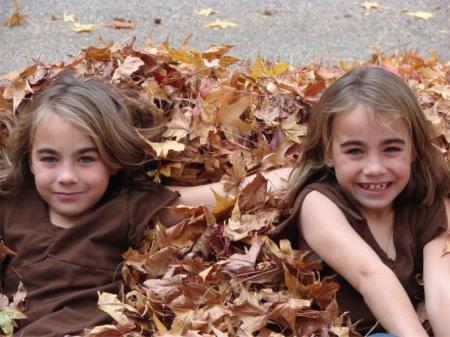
left=0, top=71, right=157, bottom=194
left=286, top=66, right=450, bottom=206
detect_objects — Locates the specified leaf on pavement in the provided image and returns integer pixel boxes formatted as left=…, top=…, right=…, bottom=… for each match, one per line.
left=72, top=22, right=95, bottom=33
left=407, top=11, right=434, bottom=20
left=104, top=19, right=135, bottom=29
left=4, top=0, right=25, bottom=27
left=361, top=1, right=381, bottom=11
left=195, top=8, right=217, bottom=16
left=63, top=12, right=76, bottom=22
left=204, top=20, right=238, bottom=29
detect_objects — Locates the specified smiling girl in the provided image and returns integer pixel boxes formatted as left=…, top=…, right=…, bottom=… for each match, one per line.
left=274, top=67, right=450, bottom=336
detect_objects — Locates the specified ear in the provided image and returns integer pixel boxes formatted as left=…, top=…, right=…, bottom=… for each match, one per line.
left=324, top=147, right=335, bottom=168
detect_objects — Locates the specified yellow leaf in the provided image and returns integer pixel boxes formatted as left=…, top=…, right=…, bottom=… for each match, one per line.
left=267, top=62, right=289, bottom=77
left=195, top=8, right=217, bottom=16
left=361, top=1, right=380, bottom=10
left=251, top=55, right=265, bottom=78
left=407, top=11, right=434, bottom=20
left=204, top=20, right=238, bottom=29
left=72, top=22, right=95, bottom=33
left=146, top=140, right=186, bottom=158
left=63, top=12, right=75, bottom=22
left=212, top=189, right=236, bottom=215
left=251, top=56, right=288, bottom=77
left=152, top=312, right=167, bottom=333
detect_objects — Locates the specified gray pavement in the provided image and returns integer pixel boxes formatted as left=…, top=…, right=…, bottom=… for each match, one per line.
left=0, top=0, right=449, bottom=76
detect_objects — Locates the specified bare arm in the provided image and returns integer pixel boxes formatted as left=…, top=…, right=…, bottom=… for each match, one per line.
left=300, top=191, right=428, bottom=337
left=423, top=198, right=450, bottom=336
left=158, top=167, right=292, bottom=226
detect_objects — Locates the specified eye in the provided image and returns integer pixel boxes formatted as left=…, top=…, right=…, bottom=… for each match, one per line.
left=384, top=146, right=402, bottom=153
left=345, top=148, right=363, bottom=156
left=78, top=156, right=96, bottom=164
left=39, top=156, right=58, bottom=163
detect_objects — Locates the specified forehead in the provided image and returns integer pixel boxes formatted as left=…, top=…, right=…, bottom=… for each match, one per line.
left=32, top=112, right=95, bottom=148
left=331, top=105, right=410, bottom=142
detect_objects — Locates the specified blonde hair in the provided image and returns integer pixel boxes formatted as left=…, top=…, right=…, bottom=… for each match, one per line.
left=0, top=71, right=156, bottom=194
left=286, top=66, right=450, bottom=206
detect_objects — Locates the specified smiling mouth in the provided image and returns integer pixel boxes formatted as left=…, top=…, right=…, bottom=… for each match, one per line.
left=359, top=183, right=390, bottom=191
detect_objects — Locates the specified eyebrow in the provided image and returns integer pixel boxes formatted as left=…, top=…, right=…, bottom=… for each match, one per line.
left=35, top=147, right=98, bottom=155
left=340, top=138, right=406, bottom=147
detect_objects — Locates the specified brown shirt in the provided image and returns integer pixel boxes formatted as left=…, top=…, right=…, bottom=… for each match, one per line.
left=272, top=180, right=448, bottom=333
left=0, top=183, right=179, bottom=337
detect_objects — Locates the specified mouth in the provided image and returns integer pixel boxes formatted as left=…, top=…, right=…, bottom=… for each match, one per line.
left=358, top=183, right=391, bottom=191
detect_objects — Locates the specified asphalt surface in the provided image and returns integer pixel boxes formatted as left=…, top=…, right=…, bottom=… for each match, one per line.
left=0, top=0, right=449, bottom=76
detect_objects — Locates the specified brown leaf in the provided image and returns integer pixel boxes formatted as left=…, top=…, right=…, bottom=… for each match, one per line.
left=104, top=20, right=135, bottom=29
left=4, top=0, right=25, bottom=27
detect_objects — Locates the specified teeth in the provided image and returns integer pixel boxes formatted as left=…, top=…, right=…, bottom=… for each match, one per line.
left=362, top=183, right=387, bottom=190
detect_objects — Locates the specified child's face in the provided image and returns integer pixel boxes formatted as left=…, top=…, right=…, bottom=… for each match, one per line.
left=325, top=105, right=414, bottom=216
left=29, top=113, right=116, bottom=228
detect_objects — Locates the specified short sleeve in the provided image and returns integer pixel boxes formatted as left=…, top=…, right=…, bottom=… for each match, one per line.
left=127, top=183, right=180, bottom=247
left=415, top=197, right=448, bottom=249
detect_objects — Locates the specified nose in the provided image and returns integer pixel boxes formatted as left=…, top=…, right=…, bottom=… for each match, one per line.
left=362, top=153, right=386, bottom=176
left=56, top=164, right=79, bottom=184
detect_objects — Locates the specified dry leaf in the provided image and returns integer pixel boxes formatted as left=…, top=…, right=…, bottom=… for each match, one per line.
left=195, top=8, right=217, bottom=16
left=104, top=20, right=135, bottom=29
left=361, top=1, right=381, bottom=10
left=63, top=13, right=76, bottom=22
left=407, top=11, right=434, bottom=20
left=111, top=56, right=144, bottom=82
left=4, top=0, right=25, bottom=27
left=72, top=22, right=95, bottom=33
left=146, top=140, right=186, bottom=158
left=97, top=292, right=139, bottom=327
left=205, top=20, right=238, bottom=29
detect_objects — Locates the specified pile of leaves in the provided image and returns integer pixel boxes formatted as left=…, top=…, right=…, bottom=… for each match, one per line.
left=0, top=37, right=449, bottom=337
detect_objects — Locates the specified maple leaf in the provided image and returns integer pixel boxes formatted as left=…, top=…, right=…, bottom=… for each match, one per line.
left=111, top=56, right=144, bottom=82
left=97, top=292, right=139, bottom=327
left=72, top=22, right=95, bottom=33
left=281, top=113, right=307, bottom=143
left=0, top=63, right=37, bottom=111
left=0, top=283, right=27, bottom=335
left=407, top=11, right=434, bottom=20
left=146, top=140, right=186, bottom=158
left=204, top=20, right=238, bottom=29
left=252, top=56, right=289, bottom=78
left=195, top=8, right=217, bottom=16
